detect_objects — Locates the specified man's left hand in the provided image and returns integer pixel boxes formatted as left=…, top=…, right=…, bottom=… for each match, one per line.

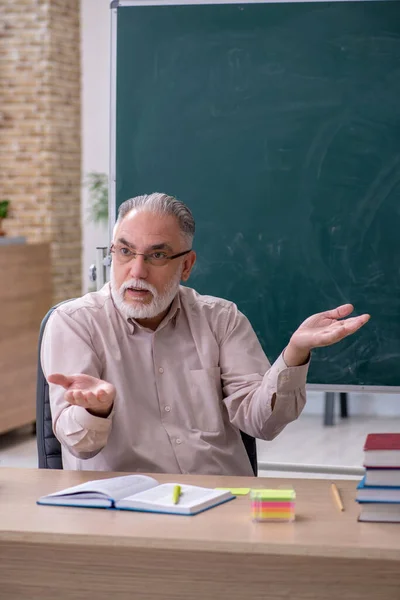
left=284, top=304, right=370, bottom=367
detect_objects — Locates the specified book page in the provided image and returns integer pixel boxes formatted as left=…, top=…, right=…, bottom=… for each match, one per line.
left=119, top=483, right=230, bottom=508
left=43, top=474, right=158, bottom=501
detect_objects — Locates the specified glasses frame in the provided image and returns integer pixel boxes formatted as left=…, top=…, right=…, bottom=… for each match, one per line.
left=109, top=243, right=192, bottom=266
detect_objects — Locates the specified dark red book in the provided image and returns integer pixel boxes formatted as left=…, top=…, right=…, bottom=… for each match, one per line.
left=364, top=434, right=400, bottom=468
left=365, top=434, right=400, bottom=451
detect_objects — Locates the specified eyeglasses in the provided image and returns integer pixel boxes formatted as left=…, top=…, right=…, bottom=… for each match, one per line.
left=110, top=243, right=192, bottom=267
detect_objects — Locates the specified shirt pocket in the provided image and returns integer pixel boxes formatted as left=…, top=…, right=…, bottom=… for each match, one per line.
left=188, top=367, right=224, bottom=433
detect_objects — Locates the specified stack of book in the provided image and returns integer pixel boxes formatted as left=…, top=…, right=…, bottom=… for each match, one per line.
left=356, top=433, right=400, bottom=522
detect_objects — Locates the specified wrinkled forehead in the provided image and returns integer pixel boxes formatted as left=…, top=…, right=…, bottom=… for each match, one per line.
left=114, top=209, right=183, bottom=248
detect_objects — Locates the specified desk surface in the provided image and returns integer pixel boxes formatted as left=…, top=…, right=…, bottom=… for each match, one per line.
left=0, top=467, right=399, bottom=561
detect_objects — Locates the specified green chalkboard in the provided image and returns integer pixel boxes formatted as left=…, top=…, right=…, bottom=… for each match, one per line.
left=114, top=1, right=400, bottom=388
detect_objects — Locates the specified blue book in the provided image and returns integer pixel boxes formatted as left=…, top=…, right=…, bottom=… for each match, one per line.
left=358, top=503, right=400, bottom=523
left=365, top=467, right=400, bottom=487
left=356, top=477, right=400, bottom=503
left=37, top=474, right=235, bottom=516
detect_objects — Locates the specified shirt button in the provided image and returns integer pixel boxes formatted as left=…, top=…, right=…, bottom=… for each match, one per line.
left=158, top=367, right=164, bottom=374
left=164, top=405, right=171, bottom=412
left=176, top=438, right=182, bottom=445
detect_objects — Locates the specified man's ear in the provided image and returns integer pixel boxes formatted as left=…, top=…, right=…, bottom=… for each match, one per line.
left=181, top=250, right=196, bottom=282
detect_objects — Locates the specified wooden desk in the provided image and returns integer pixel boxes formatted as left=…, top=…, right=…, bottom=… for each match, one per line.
left=0, top=468, right=399, bottom=600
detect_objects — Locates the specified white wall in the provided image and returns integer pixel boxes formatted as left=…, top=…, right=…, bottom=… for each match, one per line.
left=79, top=1, right=400, bottom=418
left=81, top=0, right=110, bottom=293
left=304, top=391, right=400, bottom=418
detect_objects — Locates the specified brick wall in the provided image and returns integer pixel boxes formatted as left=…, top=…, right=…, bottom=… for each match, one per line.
left=0, top=0, right=81, bottom=304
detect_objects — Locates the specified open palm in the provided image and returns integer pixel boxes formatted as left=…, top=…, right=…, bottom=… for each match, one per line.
left=48, top=373, right=115, bottom=416
left=291, top=304, right=370, bottom=351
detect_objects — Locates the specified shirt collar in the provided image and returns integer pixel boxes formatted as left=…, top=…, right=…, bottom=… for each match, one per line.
left=166, top=289, right=181, bottom=327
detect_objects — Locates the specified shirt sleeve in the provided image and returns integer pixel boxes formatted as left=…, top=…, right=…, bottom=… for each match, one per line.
left=219, top=303, right=309, bottom=440
left=41, top=309, right=113, bottom=459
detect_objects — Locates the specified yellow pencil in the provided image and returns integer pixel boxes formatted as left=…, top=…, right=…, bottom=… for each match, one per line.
left=172, top=485, right=181, bottom=505
left=331, top=482, right=344, bottom=512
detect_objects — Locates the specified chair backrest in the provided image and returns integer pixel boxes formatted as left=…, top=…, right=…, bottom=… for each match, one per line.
left=240, top=430, right=257, bottom=476
left=36, top=302, right=258, bottom=475
left=36, top=304, right=64, bottom=469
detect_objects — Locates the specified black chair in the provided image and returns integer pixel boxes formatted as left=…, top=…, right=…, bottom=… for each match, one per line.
left=240, top=430, right=258, bottom=476
left=36, top=304, right=258, bottom=475
left=36, top=303, right=64, bottom=469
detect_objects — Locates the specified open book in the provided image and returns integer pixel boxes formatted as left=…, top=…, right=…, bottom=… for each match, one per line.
left=37, top=474, right=235, bottom=516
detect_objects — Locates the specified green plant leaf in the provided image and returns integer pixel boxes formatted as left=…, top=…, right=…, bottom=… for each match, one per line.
left=84, top=172, right=108, bottom=224
left=0, top=200, right=10, bottom=219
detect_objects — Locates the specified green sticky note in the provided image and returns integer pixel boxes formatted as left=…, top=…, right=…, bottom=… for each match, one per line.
left=250, top=489, right=296, bottom=501
left=216, top=487, right=250, bottom=495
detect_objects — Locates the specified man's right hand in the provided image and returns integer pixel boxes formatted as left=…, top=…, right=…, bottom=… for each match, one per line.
left=47, top=373, right=116, bottom=418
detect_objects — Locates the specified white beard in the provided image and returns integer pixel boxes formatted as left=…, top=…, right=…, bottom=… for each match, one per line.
left=110, top=264, right=182, bottom=321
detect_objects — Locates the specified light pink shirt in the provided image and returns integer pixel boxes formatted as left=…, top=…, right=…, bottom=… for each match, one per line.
left=41, top=284, right=308, bottom=475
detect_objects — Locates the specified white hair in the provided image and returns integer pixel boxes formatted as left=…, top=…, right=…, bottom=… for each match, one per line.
left=113, top=192, right=195, bottom=247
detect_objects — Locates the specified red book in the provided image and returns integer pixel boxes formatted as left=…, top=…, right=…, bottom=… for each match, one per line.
left=365, top=434, right=400, bottom=451
left=364, top=434, right=400, bottom=468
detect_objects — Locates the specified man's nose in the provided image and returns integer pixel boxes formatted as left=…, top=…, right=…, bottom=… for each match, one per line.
left=128, top=255, right=149, bottom=279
